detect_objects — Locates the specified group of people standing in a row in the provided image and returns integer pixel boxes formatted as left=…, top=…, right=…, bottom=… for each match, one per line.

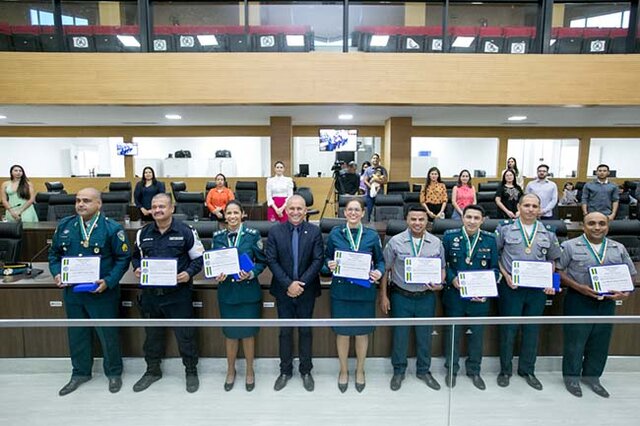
left=47, top=182, right=635, bottom=400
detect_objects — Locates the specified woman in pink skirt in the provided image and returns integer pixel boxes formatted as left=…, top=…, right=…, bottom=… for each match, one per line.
left=266, top=161, right=294, bottom=222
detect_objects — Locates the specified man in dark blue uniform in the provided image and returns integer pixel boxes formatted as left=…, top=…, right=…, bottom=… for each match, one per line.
left=267, top=194, right=324, bottom=392
left=442, top=205, right=499, bottom=390
left=49, top=188, right=131, bottom=396
left=131, top=193, right=204, bottom=393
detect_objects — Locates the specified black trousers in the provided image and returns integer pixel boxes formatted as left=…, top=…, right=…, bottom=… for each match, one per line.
left=139, top=287, right=198, bottom=372
left=276, top=292, right=316, bottom=375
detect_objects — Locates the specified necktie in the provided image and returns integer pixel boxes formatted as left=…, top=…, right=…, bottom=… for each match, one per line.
left=292, top=226, right=300, bottom=280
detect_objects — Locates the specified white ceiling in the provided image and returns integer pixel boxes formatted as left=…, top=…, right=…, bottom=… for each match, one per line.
left=0, top=104, right=640, bottom=127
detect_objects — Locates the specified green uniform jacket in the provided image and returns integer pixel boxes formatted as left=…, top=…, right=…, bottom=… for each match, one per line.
left=443, top=228, right=500, bottom=286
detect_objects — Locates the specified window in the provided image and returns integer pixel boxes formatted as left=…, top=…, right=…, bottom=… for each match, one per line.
left=570, top=11, right=630, bottom=28
left=507, top=139, right=579, bottom=179
left=30, top=8, right=88, bottom=26
left=588, top=138, right=640, bottom=178
left=411, top=137, right=499, bottom=178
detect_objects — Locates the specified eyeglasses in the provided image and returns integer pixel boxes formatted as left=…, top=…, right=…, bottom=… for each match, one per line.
left=345, top=208, right=363, bottom=213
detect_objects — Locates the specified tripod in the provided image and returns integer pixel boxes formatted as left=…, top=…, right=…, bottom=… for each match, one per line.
left=320, top=173, right=340, bottom=220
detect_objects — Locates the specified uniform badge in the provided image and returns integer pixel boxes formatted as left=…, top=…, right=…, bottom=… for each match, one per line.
left=117, top=230, right=126, bottom=242
left=122, top=243, right=128, bottom=252
left=453, top=242, right=459, bottom=248
left=94, top=247, right=100, bottom=254
left=256, top=239, right=263, bottom=250
left=542, top=248, right=547, bottom=255
left=453, top=237, right=460, bottom=242
left=481, top=260, right=487, bottom=267
left=63, top=230, right=70, bottom=234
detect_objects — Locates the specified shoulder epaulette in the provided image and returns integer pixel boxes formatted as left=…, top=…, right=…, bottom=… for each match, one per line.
left=480, top=230, right=496, bottom=238
left=443, top=229, right=460, bottom=236
left=213, top=229, right=225, bottom=237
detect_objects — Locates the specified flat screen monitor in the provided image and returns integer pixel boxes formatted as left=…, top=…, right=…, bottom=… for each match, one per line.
left=298, top=164, right=309, bottom=177
left=319, top=129, right=358, bottom=152
left=116, top=143, right=138, bottom=156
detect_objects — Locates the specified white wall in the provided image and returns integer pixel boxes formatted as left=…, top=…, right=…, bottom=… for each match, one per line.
left=133, top=137, right=271, bottom=177
left=508, top=139, right=579, bottom=178
left=411, top=137, right=498, bottom=178
left=0, top=137, right=124, bottom=177
left=294, top=136, right=340, bottom=177
left=589, top=138, right=640, bottom=178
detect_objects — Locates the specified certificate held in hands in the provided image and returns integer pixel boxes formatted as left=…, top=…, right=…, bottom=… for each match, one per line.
left=405, top=257, right=442, bottom=284
left=511, top=260, right=553, bottom=289
left=61, top=256, right=100, bottom=286
left=334, top=250, right=372, bottom=287
left=203, top=248, right=240, bottom=278
left=458, top=270, right=498, bottom=298
left=140, top=258, right=178, bottom=287
left=589, top=264, right=634, bottom=294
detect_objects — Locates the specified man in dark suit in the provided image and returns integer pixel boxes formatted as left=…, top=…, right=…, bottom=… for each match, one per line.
left=266, top=194, right=324, bottom=392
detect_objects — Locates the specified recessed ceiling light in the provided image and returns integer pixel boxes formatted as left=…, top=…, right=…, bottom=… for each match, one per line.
left=165, top=114, right=182, bottom=120
left=507, top=115, right=528, bottom=121
left=0, top=115, right=6, bottom=120
left=338, top=114, right=353, bottom=120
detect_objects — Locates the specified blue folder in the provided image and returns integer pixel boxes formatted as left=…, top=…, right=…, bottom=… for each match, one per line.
left=233, top=253, right=255, bottom=281
left=73, top=283, right=99, bottom=293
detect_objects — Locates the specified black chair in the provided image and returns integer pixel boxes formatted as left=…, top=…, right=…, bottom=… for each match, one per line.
left=205, top=181, right=217, bottom=192
left=337, top=194, right=364, bottom=218
left=101, top=192, right=130, bottom=221
left=373, top=194, right=404, bottom=222
left=189, top=221, right=221, bottom=250
left=319, top=217, right=347, bottom=234
left=235, top=181, right=258, bottom=204
left=542, top=220, right=568, bottom=243
left=402, top=192, right=422, bottom=217
left=108, top=181, right=132, bottom=202
left=412, top=184, right=422, bottom=193
left=34, top=192, right=56, bottom=221
left=170, top=181, right=187, bottom=198
left=0, top=222, right=23, bottom=263
left=481, top=219, right=503, bottom=233
left=45, top=181, right=65, bottom=193
left=478, top=182, right=500, bottom=192
left=431, top=219, right=462, bottom=238
left=477, top=191, right=499, bottom=219
left=387, top=182, right=410, bottom=194
left=174, top=192, right=205, bottom=220
left=47, top=194, right=77, bottom=221
left=245, top=220, right=277, bottom=246
left=575, top=181, right=586, bottom=203
left=296, top=187, right=319, bottom=220
left=607, top=220, right=640, bottom=261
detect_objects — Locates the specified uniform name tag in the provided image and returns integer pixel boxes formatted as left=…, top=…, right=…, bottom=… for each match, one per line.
left=169, top=236, right=184, bottom=241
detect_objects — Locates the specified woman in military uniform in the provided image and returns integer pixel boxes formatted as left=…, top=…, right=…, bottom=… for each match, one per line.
left=212, top=200, right=266, bottom=392
left=326, top=198, right=385, bottom=393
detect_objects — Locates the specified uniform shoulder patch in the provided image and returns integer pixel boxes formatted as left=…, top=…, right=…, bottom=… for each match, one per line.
left=256, top=238, right=264, bottom=250
left=213, top=230, right=225, bottom=237
left=443, top=229, right=459, bottom=236
left=117, top=230, right=126, bottom=242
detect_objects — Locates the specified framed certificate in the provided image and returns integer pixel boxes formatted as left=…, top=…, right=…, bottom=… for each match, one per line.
left=140, top=258, right=177, bottom=287
left=404, top=257, right=442, bottom=284
left=203, top=248, right=240, bottom=278
left=589, top=264, right=634, bottom=293
left=458, top=270, right=498, bottom=298
left=511, top=260, right=553, bottom=289
left=61, top=256, right=100, bottom=285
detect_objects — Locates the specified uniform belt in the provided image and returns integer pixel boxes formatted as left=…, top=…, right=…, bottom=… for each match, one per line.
left=143, top=285, right=184, bottom=296
left=390, top=282, right=430, bottom=297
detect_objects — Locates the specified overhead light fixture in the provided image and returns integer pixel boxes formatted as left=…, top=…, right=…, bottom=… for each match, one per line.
left=338, top=114, right=354, bottom=120
left=165, top=114, right=182, bottom=120
left=0, top=115, right=6, bottom=120
left=508, top=115, right=528, bottom=121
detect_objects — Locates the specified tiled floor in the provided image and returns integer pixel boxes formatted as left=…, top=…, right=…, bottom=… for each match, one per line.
left=0, top=357, right=638, bottom=426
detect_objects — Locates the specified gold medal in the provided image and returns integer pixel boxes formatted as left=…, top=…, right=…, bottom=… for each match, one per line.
left=82, top=241, right=89, bottom=248
left=465, top=257, right=472, bottom=265
left=524, top=247, right=531, bottom=254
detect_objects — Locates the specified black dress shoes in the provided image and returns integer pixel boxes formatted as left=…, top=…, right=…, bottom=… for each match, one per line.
left=417, top=372, right=441, bottom=390
left=445, top=373, right=457, bottom=388
left=133, top=372, right=162, bottom=393
left=245, top=375, right=255, bottom=392
left=338, top=373, right=348, bottom=393
left=224, top=371, right=236, bottom=391
left=582, top=378, right=610, bottom=398
left=390, top=374, right=405, bottom=391
left=108, top=377, right=122, bottom=394
left=186, top=374, right=199, bottom=393
left=518, top=372, right=543, bottom=390
left=564, top=378, right=582, bottom=397
left=355, top=373, right=366, bottom=393
left=497, top=373, right=510, bottom=388
left=59, top=377, right=90, bottom=396
left=301, top=373, right=315, bottom=392
left=469, top=375, right=486, bottom=391
left=274, top=373, right=292, bottom=391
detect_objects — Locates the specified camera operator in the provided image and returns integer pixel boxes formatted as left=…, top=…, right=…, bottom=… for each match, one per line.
left=335, top=161, right=360, bottom=196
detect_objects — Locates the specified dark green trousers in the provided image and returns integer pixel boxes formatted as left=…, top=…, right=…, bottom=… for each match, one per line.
left=562, top=288, right=614, bottom=380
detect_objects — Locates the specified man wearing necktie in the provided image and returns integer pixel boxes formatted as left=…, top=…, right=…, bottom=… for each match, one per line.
left=266, top=195, right=324, bottom=391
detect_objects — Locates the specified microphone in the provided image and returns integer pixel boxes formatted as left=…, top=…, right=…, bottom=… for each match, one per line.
left=26, top=239, right=52, bottom=277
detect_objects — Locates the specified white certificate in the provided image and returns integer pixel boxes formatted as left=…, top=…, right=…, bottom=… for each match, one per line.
left=140, top=258, right=177, bottom=287
left=334, top=250, right=371, bottom=280
left=589, top=264, right=634, bottom=293
left=511, top=260, right=553, bottom=289
left=203, top=248, right=240, bottom=278
left=404, top=257, right=442, bottom=284
left=458, top=270, right=498, bottom=298
left=61, top=256, right=100, bottom=285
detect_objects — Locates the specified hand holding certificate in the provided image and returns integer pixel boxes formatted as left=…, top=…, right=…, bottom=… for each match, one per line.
left=203, top=248, right=240, bottom=279
left=140, top=259, right=178, bottom=287
left=404, top=257, right=442, bottom=285
left=458, top=270, right=498, bottom=298
left=61, top=256, right=100, bottom=285
left=589, top=264, right=634, bottom=294
left=334, top=250, right=371, bottom=280
left=511, top=260, right=553, bottom=289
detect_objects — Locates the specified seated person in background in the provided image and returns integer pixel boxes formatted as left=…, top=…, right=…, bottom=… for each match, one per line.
left=206, top=173, right=235, bottom=222
left=559, top=182, right=579, bottom=206
left=134, top=166, right=166, bottom=222
left=1, top=164, right=38, bottom=222
left=336, top=161, right=360, bottom=196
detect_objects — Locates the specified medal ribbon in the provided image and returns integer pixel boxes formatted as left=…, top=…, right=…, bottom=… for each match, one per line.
left=79, top=212, right=100, bottom=246
left=227, top=224, right=243, bottom=248
left=409, top=230, right=425, bottom=257
left=344, top=224, right=363, bottom=252
left=582, top=234, right=608, bottom=265
left=517, top=219, right=538, bottom=252
left=462, top=227, right=480, bottom=260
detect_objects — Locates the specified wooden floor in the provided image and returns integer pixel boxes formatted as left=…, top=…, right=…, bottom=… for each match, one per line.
left=1, top=357, right=639, bottom=426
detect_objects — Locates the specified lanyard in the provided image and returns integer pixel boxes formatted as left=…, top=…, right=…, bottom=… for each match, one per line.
left=409, top=230, right=424, bottom=257
left=517, top=219, right=538, bottom=253
left=79, top=213, right=100, bottom=247
left=582, top=234, right=608, bottom=265
left=227, top=224, right=243, bottom=248
left=462, top=227, right=480, bottom=261
left=344, top=224, right=363, bottom=252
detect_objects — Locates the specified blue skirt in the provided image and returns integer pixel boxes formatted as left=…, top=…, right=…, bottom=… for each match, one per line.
left=331, top=298, right=375, bottom=336
left=219, top=300, right=261, bottom=339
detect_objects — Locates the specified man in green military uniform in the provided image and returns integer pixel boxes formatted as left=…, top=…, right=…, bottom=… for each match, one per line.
left=442, top=205, right=499, bottom=390
left=49, top=188, right=131, bottom=396
left=557, top=212, right=636, bottom=398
